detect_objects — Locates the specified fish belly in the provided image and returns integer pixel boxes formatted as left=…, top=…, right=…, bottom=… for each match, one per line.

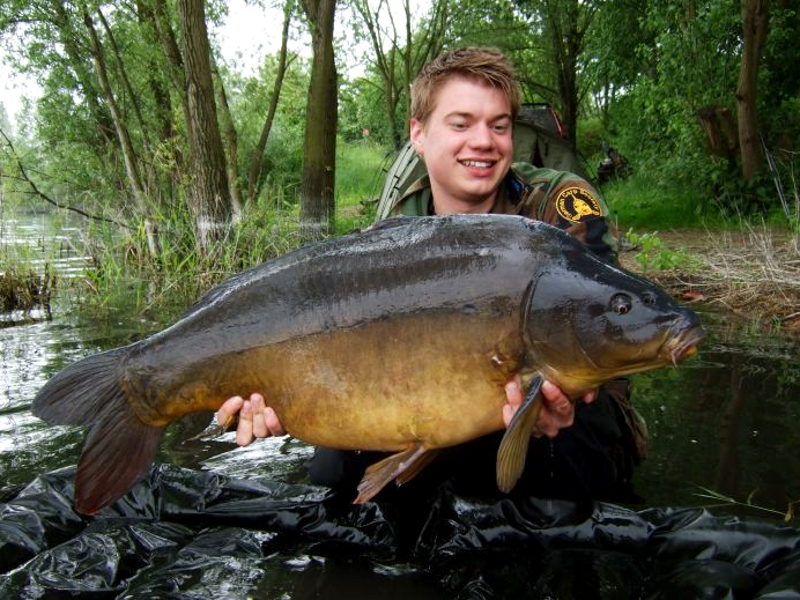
left=151, top=311, right=523, bottom=451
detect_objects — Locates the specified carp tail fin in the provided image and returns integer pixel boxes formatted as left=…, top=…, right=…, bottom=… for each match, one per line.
left=74, top=398, right=162, bottom=514
left=354, top=444, right=429, bottom=504
left=32, top=346, right=129, bottom=426
left=32, top=347, right=163, bottom=515
left=496, top=375, right=544, bottom=493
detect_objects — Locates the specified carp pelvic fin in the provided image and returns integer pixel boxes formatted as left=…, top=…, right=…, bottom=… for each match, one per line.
left=496, top=375, right=544, bottom=493
left=31, top=345, right=163, bottom=515
left=354, top=444, right=428, bottom=504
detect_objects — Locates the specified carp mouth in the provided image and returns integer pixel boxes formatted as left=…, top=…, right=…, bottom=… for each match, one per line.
left=660, top=325, right=705, bottom=366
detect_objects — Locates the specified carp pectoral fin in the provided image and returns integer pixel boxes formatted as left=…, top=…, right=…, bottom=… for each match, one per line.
left=496, top=375, right=544, bottom=493
left=354, top=444, right=428, bottom=504
left=185, top=413, right=239, bottom=443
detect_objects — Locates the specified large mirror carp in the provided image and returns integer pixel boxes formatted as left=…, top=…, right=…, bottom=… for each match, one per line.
left=33, top=215, right=704, bottom=515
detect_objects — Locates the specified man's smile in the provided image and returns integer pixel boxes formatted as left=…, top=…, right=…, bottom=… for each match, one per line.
left=460, top=159, right=496, bottom=168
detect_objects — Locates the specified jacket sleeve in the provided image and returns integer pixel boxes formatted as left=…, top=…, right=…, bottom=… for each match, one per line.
left=514, top=165, right=619, bottom=264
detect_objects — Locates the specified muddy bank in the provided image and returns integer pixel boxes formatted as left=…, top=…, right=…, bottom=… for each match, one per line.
left=619, top=228, right=800, bottom=333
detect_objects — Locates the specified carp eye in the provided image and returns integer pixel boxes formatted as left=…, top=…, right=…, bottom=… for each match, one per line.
left=611, top=293, right=632, bottom=315
left=642, top=291, right=657, bottom=305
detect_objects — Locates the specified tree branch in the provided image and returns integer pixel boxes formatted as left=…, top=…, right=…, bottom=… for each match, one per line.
left=0, top=126, right=132, bottom=230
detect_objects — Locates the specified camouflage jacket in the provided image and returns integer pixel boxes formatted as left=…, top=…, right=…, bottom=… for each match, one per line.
left=390, top=163, right=619, bottom=264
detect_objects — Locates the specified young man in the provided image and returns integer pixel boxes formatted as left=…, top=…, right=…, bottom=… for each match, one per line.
left=218, top=47, right=640, bottom=502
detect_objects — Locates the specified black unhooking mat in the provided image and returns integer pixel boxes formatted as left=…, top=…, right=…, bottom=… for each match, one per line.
left=2, top=464, right=800, bottom=599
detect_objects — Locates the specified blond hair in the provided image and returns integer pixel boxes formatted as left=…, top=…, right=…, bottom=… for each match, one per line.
left=410, top=47, right=520, bottom=124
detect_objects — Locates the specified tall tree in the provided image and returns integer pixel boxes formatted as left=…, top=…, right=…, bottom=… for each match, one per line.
left=299, top=0, right=337, bottom=240
left=177, top=0, right=232, bottom=249
left=246, top=0, right=295, bottom=205
left=82, top=4, right=160, bottom=257
left=516, top=0, right=599, bottom=150
left=212, top=55, right=244, bottom=219
left=351, top=0, right=449, bottom=149
left=736, top=0, right=769, bottom=179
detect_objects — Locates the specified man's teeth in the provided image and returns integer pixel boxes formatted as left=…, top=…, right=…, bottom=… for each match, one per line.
left=461, top=160, right=493, bottom=168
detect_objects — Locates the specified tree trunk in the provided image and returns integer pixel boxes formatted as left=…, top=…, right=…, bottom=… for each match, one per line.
left=212, top=55, right=243, bottom=220
left=152, top=0, right=187, bottom=100
left=247, top=0, right=294, bottom=205
left=543, top=0, right=588, bottom=152
left=51, top=1, right=116, bottom=150
left=299, top=0, right=337, bottom=241
left=82, top=6, right=160, bottom=258
left=135, top=0, right=178, bottom=205
left=96, top=7, right=148, bottom=146
left=177, top=0, right=232, bottom=249
left=736, top=0, right=769, bottom=179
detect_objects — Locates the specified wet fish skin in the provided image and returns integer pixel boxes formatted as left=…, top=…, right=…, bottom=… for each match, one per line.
left=31, top=215, right=703, bottom=514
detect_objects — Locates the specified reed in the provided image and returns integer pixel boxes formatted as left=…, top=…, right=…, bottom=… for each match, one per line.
left=0, top=258, right=56, bottom=315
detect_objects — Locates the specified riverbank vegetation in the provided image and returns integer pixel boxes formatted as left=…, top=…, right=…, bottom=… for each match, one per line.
left=0, top=260, right=55, bottom=317
left=0, top=0, right=798, bottom=331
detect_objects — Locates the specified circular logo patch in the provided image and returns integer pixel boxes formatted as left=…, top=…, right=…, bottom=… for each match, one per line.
left=554, top=186, right=603, bottom=223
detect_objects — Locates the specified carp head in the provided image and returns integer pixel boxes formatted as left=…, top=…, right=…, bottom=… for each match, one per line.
left=521, top=247, right=704, bottom=396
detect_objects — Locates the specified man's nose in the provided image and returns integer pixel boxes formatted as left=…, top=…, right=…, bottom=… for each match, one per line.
left=468, top=123, right=494, bottom=148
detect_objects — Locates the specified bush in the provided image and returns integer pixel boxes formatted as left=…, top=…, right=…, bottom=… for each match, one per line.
left=602, top=172, right=705, bottom=230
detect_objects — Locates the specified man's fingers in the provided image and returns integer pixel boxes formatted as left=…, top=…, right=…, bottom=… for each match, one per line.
left=502, top=403, right=515, bottom=428
left=540, top=380, right=569, bottom=404
left=235, top=399, right=254, bottom=446
left=250, top=394, right=268, bottom=438
left=217, top=396, right=243, bottom=429
left=265, top=407, right=286, bottom=436
left=503, top=376, right=543, bottom=437
left=504, top=377, right=523, bottom=407
left=536, top=380, right=576, bottom=438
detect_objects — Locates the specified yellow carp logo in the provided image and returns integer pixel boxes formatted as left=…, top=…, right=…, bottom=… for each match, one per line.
left=555, top=186, right=603, bottom=223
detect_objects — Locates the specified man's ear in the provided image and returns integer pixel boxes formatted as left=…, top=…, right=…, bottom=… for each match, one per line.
left=409, top=118, right=424, bottom=155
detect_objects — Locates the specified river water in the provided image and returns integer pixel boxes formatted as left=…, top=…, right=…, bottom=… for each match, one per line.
left=2, top=211, right=799, bottom=520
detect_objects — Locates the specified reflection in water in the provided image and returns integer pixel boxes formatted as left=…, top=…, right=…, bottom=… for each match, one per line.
left=629, top=310, right=800, bottom=514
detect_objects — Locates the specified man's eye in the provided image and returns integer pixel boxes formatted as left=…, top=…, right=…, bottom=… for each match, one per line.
left=449, top=122, right=467, bottom=130
left=493, top=123, right=510, bottom=133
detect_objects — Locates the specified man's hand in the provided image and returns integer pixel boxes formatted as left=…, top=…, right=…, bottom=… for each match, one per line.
left=218, top=377, right=595, bottom=447
left=503, top=376, right=596, bottom=438
left=217, top=393, right=285, bottom=446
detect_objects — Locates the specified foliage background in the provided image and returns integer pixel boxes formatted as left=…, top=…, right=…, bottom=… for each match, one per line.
left=1, top=0, right=798, bottom=301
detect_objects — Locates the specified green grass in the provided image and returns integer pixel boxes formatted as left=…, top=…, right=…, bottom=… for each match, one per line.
left=601, top=173, right=706, bottom=230
left=623, top=230, right=699, bottom=273
left=335, top=140, right=392, bottom=206
left=334, top=140, right=392, bottom=233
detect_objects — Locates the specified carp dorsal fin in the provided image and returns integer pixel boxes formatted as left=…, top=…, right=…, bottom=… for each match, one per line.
left=362, top=215, right=417, bottom=233
left=353, top=443, right=428, bottom=504
left=496, top=375, right=544, bottom=493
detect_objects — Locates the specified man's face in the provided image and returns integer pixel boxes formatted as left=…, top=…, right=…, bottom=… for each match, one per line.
left=410, top=76, right=513, bottom=213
